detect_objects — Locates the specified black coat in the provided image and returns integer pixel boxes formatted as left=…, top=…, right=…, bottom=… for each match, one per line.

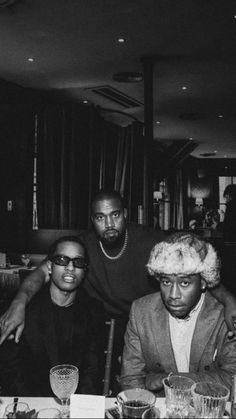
left=0, top=284, right=105, bottom=396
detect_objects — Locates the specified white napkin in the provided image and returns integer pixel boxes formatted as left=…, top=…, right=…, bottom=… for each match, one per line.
left=70, top=394, right=105, bottom=418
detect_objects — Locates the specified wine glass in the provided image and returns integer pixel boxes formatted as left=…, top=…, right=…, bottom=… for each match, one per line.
left=21, top=253, right=31, bottom=268
left=49, top=364, right=79, bottom=418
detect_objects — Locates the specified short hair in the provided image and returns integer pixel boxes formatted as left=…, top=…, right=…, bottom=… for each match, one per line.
left=223, top=184, right=236, bottom=199
left=91, top=189, right=124, bottom=212
left=147, top=232, right=221, bottom=288
left=205, top=209, right=220, bottom=223
left=47, top=236, right=88, bottom=262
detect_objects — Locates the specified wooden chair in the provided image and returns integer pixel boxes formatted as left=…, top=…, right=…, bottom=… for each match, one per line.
left=103, top=318, right=116, bottom=396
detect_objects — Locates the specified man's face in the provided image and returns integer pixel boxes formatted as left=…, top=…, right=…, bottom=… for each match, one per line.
left=48, top=241, right=86, bottom=293
left=91, top=197, right=126, bottom=247
left=159, top=274, right=205, bottom=318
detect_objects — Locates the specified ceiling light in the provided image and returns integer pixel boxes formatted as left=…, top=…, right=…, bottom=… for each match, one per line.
left=181, top=86, right=187, bottom=90
left=218, top=114, right=223, bottom=118
left=214, top=150, right=218, bottom=153
left=27, top=57, right=35, bottom=62
left=83, top=100, right=88, bottom=104
left=117, top=37, right=125, bottom=43
left=155, top=121, right=161, bottom=124
left=189, top=137, right=193, bottom=140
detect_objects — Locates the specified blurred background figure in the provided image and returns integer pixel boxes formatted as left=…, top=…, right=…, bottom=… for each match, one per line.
left=203, top=209, right=223, bottom=231
left=223, top=184, right=236, bottom=241
left=188, top=219, right=197, bottom=231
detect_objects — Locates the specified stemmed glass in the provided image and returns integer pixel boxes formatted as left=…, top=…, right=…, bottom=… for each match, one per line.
left=21, top=253, right=31, bottom=268
left=49, top=364, right=79, bottom=418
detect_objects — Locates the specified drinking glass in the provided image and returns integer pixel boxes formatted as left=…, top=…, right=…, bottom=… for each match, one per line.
left=49, top=364, right=79, bottom=418
left=191, top=381, right=229, bottom=418
left=3, top=402, right=30, bottom=418
left=37, top=408, right=61, bottom=418
left=163, top=375, right=195, bottom=418
left=21, top=253, right=31, bottom=267
left=117, top=388, right=156, bottom=418
left=142, top=406, right=161, bottom=418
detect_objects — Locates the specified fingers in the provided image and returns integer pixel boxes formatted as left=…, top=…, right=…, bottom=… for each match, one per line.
left=227, top=317, right=236, bottom=339
left=0, top=323, right=14, bottom=344
left=227, top=330, right=235, bottom=339
left=15, top=324, right=24, bottom=344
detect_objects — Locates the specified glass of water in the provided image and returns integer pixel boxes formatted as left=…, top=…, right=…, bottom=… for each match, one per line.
left=49, top=364, right=79, bottom=418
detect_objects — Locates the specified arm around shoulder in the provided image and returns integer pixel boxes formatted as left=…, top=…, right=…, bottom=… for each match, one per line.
left=0, top=261, right=48, bottom=344
left=210, top=284, right=236, bottom=336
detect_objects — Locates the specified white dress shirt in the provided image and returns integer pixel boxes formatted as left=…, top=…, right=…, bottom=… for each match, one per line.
left=169, top=293, right=205, bottom=372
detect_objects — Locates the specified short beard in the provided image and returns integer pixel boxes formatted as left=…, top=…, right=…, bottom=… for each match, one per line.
left=100, top=230, right=126, bottom=249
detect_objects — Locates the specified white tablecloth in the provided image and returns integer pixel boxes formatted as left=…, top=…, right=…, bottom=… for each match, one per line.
left=0, top=396, right=231, bottom=418
left=0, top=396, right=166, bottom=418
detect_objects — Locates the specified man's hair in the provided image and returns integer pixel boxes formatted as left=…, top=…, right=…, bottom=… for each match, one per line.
left=223, top=184, right=236, bottom=199
left=91, top=189, right=124, bottom=212
left=47, top=236, right=88, bottom=261
left=147, top=232, right=221, bottom=288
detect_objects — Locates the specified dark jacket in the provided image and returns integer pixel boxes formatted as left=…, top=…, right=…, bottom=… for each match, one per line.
left=120, top=292, right=236, bottom=392
left=0, top=284, right=105, bottom=396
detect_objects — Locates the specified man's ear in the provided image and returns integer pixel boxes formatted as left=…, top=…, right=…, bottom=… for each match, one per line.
left=201, top=279, right=206, bottom=290
left=47, top=260, right=52, bottom=274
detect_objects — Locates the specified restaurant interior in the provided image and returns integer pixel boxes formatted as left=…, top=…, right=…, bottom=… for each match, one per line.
left=0, top=0, right=236, bottom=414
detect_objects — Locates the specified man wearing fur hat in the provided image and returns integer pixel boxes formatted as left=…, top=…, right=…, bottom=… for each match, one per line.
left=120, top=232, right=236, bottom=393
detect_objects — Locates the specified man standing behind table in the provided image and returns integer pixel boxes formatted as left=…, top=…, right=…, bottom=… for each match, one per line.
left=120, top=232, right=236, bottom=393
left=1, top=190, right=236, bottom=385
left=0, top=236, right=104, bottom=396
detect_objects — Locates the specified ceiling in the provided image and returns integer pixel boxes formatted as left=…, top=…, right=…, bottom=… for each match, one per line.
left=0, top=0, right=236, bottom=158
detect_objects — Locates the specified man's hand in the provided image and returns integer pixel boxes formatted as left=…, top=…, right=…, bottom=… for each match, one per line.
left=224, top=297, right=236, bottom=339
left=145, top=372, right=166, bottom=391
left=210, top=284, right=236, bottom=338
left=0, top=299, right=26, bottom=344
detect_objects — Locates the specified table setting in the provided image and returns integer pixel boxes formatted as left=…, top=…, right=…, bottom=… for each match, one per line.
left=0, top=366, right=232, bottom=418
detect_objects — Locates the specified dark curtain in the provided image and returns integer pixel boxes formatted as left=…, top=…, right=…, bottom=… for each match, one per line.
left=0, top=103, right=35, bottom=251
left=36, top=104, right=143, bottom=228
left=36, top=102, right=147, bottom=229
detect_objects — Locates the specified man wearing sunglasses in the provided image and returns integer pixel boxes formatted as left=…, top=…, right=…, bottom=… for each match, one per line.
left=0, top=236, right=104, bottom=396
left=1, top=189, right=236, bottom=393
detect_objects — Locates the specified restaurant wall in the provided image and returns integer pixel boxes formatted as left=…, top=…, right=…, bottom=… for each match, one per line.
left=0, top=79, right=148, bottom=253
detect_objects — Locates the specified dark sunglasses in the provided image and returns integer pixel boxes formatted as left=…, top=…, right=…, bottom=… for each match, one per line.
left=51, top=255, right=88, bottom=269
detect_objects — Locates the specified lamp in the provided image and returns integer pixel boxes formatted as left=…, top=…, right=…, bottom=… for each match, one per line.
left=153, top=191, right=163, bottom=201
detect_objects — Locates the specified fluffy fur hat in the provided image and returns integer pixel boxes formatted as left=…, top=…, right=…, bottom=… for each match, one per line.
left=147, top=232, right=221, bottom=288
